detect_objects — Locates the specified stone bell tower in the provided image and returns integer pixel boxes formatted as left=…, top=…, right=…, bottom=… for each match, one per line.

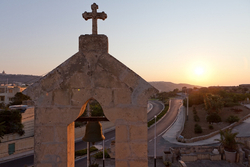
left=25, top=3, right=158, bottom=167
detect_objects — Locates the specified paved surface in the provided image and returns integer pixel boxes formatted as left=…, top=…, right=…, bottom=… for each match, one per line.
left=232, top=104, right=250, bottom=137
left=148, top=99, right=182, bottom=141
left=232, top=117, right=250, bottom=137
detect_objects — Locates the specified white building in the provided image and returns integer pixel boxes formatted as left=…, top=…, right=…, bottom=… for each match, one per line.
left=0, top=85, right=26, bottom=104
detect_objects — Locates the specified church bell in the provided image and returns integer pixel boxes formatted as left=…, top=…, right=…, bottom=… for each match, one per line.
left=82, top=121, right=105, bottom=143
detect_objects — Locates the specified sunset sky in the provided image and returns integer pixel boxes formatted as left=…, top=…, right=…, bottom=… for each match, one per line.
left=1, top=1, right=250, bottom=87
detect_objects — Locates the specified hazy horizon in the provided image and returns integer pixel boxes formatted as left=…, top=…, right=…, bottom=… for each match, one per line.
left=1, top=1, right=250, bottom=87
left=0, top=73, right=248, bottom=88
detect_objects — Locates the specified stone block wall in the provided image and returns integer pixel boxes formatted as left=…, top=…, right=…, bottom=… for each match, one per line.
left=0, top=137, right=34, bottom=159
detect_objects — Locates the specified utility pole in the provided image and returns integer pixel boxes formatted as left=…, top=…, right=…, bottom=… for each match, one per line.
left=154, top=115, right=157, bottom=167
left=103, top=140, right=105, bottom=167
left=87, top=103, right=91, bottom=166
left=186, top=94, right=189, bottom=121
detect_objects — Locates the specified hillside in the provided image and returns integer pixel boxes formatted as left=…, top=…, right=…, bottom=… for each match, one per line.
left=149, top=81, right=200, bottom=92
left=0, top=74, right=41, bottom=85
left=0, top=73, right=199, bottom=91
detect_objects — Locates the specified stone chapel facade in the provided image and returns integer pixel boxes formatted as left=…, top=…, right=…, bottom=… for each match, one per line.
left=24, top=3, right=157, bottom=167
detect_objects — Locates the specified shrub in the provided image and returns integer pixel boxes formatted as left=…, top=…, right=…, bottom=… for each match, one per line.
left=206, top=113, right=221, bottom=123
left=94, top=149, right=110, bottom=159
left=89, top=163, right=99, bottom=167
left=75, top=121, right=86, bottom=128
left=193, top=114, right=200, bottom=122
left=163, top=161, right=172, bottom=166
left=18, top=129, right=25, bottom=136
left=147, top=105, right=169, bottom=127
left=194, top=124, right=202, bottom=134
left=192, top=107, right=197, bottom=115
left=226, top=115, right=240, bottom=124
left=0, top=102, right=6, bottom=109
left=75, top=146, right=98, bottom=156
left=208, top=125, right=214, bottom=130
left=0, top=121, right=5, bottom=140
left=224, top=102, right=239, bottom=107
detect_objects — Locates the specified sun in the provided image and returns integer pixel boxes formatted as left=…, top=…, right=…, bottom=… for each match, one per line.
left=185, top=60, right=213, bottom=86
left=194, top=67, right=204, bottom=76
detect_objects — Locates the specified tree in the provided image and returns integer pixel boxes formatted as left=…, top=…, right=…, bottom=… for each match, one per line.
left=0, top=110, right=24, bottom=136
left=173, top=88, right=179, bottom=93
left=0, top=121, right=6, bottom=141
left=204, top=93, right=224, bottom=114
left=215, top=129, right=242, bottom=152
left=10, top=92, right=31, bottom=105
left=0, top=102, right=6, bottom=109
left=89, top=100, right=104, bottom=116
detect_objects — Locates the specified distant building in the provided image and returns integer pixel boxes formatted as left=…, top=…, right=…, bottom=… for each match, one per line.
left=0, top=85, right=26, bottom=104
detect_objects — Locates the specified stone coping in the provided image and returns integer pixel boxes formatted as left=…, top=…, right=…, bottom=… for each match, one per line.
left=168, top=146, right=221, bottom=163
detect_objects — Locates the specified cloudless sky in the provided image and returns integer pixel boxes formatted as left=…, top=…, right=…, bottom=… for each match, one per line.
left=0, top=0, right=250, bottom=87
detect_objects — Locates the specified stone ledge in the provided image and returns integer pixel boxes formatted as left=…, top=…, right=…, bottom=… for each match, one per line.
left=169, top=146, right=221, bottom=163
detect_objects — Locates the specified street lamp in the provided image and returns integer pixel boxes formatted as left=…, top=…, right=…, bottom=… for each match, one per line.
left=186, top=93, right=189, bottom=121
left=154, top=115, right=157, bottom=167
left=103, top=139, right=105, bottom=167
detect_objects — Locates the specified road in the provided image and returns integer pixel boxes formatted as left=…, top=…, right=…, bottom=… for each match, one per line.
left=147, top=100, right=164, bottom=121
left=0, top=100, right=179, bottom=167
left=148, top=99, right=182, bottom=140
left=147, top=98, right=183, bottom=157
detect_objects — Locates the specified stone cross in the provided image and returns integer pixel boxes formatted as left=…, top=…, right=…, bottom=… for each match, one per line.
left=82, top=3, right=107, bottom=35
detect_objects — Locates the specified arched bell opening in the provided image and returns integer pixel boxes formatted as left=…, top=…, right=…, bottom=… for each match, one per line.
left=72, top=98, right=111, bottom=165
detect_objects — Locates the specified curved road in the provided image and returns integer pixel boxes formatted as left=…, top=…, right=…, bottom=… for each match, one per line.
left=148, top=99, right=182, bottom=140
left=147, top=100, right=164, bottom=121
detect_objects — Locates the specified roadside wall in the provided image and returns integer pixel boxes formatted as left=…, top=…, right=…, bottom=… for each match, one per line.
left=0, top=137, right=33, bottom=158
left=236, top=136, right=250, bottom=149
